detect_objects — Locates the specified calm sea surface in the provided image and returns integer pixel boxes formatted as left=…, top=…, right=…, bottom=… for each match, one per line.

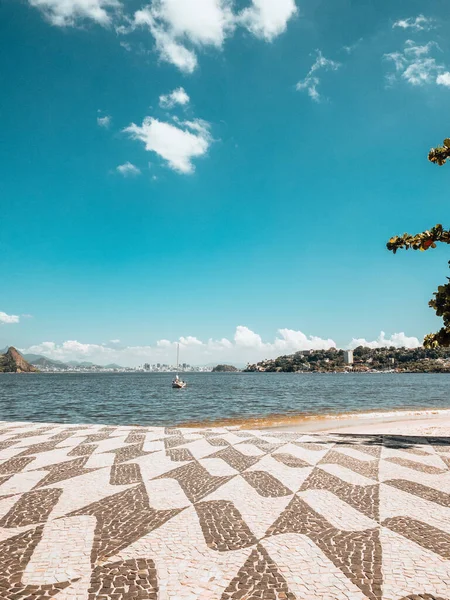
left=0, top=372, right=449, bottom=427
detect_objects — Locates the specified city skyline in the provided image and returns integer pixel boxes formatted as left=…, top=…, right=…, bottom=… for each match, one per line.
left=1, top=0, right=450, bottom=364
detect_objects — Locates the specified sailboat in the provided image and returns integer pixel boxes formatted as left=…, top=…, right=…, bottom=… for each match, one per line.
left=172, top=343, right=187, bottom=389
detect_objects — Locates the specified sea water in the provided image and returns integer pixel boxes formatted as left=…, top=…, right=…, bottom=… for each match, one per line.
left=0, top=372, right=449, bottom=427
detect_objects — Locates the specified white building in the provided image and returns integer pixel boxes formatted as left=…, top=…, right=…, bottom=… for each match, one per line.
left=343, top=350, right=354, bottom=365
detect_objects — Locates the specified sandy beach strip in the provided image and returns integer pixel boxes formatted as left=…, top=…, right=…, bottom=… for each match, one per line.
left=179, top=407, right=450, bottom=436
left=266, top=408, right=450, bottom=436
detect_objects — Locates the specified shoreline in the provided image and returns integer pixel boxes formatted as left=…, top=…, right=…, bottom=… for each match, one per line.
left=176, top=406, right=450, bottom=432
left=1, top=407, right=450, bottom=436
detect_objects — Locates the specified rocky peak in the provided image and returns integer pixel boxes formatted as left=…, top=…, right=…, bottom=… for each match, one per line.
left=0, top=347, right=38, bottom=373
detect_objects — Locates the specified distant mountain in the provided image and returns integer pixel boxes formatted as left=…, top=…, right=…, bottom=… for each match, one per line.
left=104, top=363, right=123, bottom=369
left=23, top=354, right=67, bottom=367
left=67, top=361, right=95, bottom=367
left=28, top=356, right=68, bottom=369
left=0, top=347, right=38, bottom=373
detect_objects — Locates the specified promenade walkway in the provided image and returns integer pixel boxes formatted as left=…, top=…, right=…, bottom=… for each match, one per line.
left=0, top=420, right=449, bottom=599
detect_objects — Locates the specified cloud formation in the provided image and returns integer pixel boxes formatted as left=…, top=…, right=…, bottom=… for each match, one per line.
left=28, top=0, right=120, bottom=27
left=0, top=312, right=20, bottom=325
left=296, top=50, right=341, bottom=102
left=238, top=0, right=297, bottom=41
left=385, top=40, right=448, bottom=87
left=20, top=326, right=423, bottom=367
left=97, top=115, right=111, bottom=128
left=437, top=72, right=450, bottom=87
left=159, top=87, right=190, bottom=108
left=116, top=162, right=141, bottom=176
left=393, top=15, right=435, bottom=32
left=347, top=331, right=421, bottom=350
left=124, top=117, right=211, bottom=173
left=126, top=0, right=297, bottom=72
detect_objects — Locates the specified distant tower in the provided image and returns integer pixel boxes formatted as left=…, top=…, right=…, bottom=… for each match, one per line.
left=343, top=350, right=354, bottom=365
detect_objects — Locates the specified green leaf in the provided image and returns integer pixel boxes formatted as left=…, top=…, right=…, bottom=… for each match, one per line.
left=444, top=138, right=450, bottom=148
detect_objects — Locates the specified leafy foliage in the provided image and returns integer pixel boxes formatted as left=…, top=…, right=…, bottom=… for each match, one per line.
left=428, top=138, right=450, bottom=166
left=387, top=224, right=450, bottom=253
left=387, top=137, right=450, bottom=347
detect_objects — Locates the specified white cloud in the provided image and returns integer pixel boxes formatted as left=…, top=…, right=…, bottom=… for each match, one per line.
left=238, top=0, right=297, bottom=41
left=150, top=0, right=234, bottom=46
left=97, top=115, right=111, bottom=128
left=116, top=162, right=141, bottom=176
left=28, top=0, right=121, bottom=27
left=393, top=15, right=435, bottom=32
left=127, top=0, right=297, bottom=72
left=342, top=38, right=363, bottom=54
left=159, top=87, right=190, bottom=108
left=124, top=117, right=211, bottom=174
left=0, top=312, right=20, bottom=325
left=110, top=339, right=121, bottom=343
left=21, top=326, right=426, bottom=367
left=296, top=50, right=341, bottom=102
left=385, top=40, right=447, bottom=86
left=130, top=0, right=234, bottom=72
left=437, top=72, right=450, bottom=87
left=347, top=331, right=421, bottom=350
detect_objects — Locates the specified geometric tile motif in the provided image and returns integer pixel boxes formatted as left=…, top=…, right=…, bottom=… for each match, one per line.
left=33, top=456, right=98, bottom=488
left=267, top=495, right=382, bottom=599
left=68, top=443, right=98, bottom=457
left=382, top=516, right=450, bottom=559
left=208, top=446, right=260, bottom=472
left=166, top=447, right=195, bottom=462
left=105, top=442, right=151, bottom=464
left=68, top=483, right=182, bottom=565
left=195, top=500, right=258, bottom=551
left=0, top=456, right=35, bottom=475
left=398, top=596, right=448, bottom=600
left=0, top=488, right=62, bottom=527
left=385, top=479, right=450, bottom=507
left=272, top=452, right=310, bottom=468
left=0, top=526, right=74, bottom=599
left=158, top=461, right=233, bottom=503
left=124, top=431, right=146, bottom=444
left=384, top=457, right=446, bottom=475
left=302, top=467, right=380, bottom=520
left=88, top=558, right=158, bottom=600
left=241, top=471, right=292, bottom=497
left=319, top=450, right=379, bottom=480
left=220, top=543, right=296, bottom=600
left=109, top=462, right=142, bottom=485
left=1, top=421, right=450, bottom=600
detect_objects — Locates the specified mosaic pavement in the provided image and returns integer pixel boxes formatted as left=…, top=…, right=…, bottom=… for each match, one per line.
left=0, top=421, right=450, bottom=599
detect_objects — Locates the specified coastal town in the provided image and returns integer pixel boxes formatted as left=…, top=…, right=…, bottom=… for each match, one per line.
left=245, top=346, right=450, bottom=373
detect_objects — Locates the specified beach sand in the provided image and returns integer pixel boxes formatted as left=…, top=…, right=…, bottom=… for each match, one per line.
left=266, top=408, right=450, bottom=436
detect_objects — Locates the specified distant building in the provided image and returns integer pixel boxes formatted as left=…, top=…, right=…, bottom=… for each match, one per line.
left=343, top=350, right=354, bottom=365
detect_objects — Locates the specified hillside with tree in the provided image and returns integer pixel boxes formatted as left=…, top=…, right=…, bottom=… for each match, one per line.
left=244, top=346, right=450, bottom=373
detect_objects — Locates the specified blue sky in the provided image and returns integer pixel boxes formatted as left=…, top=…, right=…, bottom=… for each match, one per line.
left=1, top=0, right=449, bottom=365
